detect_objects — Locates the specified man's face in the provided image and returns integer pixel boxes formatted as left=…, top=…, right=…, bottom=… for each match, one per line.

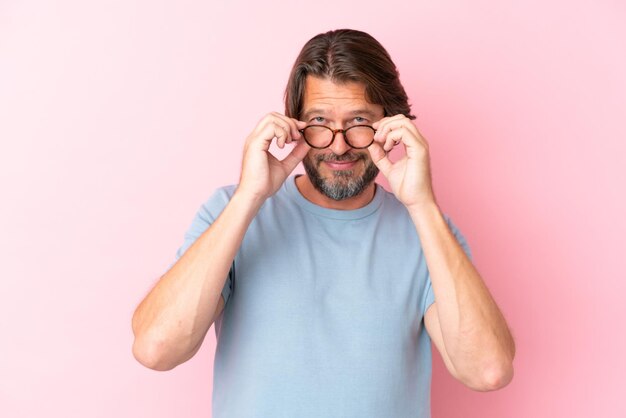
left=300, top=76, right=385, bottom=201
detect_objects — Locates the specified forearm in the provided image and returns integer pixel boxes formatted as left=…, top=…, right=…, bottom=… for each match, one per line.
left=132, top=191, right=263, bottom=370
left=409, top=202, right=515, bottom=386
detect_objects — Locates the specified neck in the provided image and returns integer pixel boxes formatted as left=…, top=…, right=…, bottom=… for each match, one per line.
left=294, top=175, right=376, bottom=210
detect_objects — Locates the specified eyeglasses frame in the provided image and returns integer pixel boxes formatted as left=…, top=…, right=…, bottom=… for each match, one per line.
left=298, top=125, right=377, bottom=149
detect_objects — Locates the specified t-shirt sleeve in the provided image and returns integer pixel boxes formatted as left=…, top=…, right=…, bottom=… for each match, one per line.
left=168, top=187, right=236, bottom=306
left=423, top=213, right=473, bottom=314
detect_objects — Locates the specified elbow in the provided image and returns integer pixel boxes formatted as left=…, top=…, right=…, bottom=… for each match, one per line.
left=462, top=334, right=516, bottom=391
left=132, top=336, right=177, bottom=372
left=131, top=308, right=178, bottom=371
left=481, top=362, right=514, bottom=391
left=463, top=361, right=514, bottom=392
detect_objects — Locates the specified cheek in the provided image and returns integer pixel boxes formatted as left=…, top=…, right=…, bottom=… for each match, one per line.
left=357, top=151, right=372, bottom=164
left=303, top=151, right=318, bottom=165
left=305, top=150, right=331, bottom=164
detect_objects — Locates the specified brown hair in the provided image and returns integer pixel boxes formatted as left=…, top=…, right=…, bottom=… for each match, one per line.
left=284, top=29, right=415, bottom=120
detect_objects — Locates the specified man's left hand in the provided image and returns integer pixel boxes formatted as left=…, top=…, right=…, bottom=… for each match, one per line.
left=368, top=115, right=437, bottom=210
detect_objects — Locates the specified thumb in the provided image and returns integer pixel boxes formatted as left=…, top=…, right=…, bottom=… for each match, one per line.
left=367, top=142, right=393, bottom=177
left=281, top=141, right=310, bottom=173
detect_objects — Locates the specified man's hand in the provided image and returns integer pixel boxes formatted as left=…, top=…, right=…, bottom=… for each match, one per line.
left=367, top=115, right=436, bottom=210
left=237, top=112, right=310, bottom=202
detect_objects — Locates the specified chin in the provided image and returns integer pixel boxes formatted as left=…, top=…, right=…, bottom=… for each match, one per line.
left=309, top=168, right=378, bottom=201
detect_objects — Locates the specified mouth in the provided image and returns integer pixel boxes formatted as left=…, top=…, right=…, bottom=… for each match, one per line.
left=317, top=152, right=363, bottom=171
left=323, top=160, right=359, bottom=170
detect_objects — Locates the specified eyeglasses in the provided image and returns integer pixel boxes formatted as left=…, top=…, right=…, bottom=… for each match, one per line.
left=298, top=125, right=377, bottom=149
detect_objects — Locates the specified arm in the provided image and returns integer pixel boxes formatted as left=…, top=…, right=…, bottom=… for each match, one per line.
left=368, top=114, right=514, bottom=390
left=131, top=112, right=310, bottom=371
left=131, top=192, right=264, bottom=371
left=413, top=203, right=515, bottom=391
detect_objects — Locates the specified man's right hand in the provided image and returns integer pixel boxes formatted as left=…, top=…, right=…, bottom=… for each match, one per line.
left=237, top=112, right=310, bottom=202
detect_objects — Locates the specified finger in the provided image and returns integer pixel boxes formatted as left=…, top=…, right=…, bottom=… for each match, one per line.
left=285, top=119, right=309, bottom=146
left=372, top=114, right=401, bottom=130
left=373, top=114, right=406, bottom=134
left=371, top=117, right=388, bottom=130
left=374, top=116, right=414, bottom=141
left=273, top=122, right=292, bottom=149
left=385, top=126, right=430, bottom=159
left=385, top=126, right=414, bottom=145
left=367, top=141, right=393, bottom=177
left=254, top=113, right=297, bottom=145
left=252, top=113, right=278, bottom=135
left=250, top=121, right=289, bottom=151
left=280, top=140, right=311, bottom=173
left=271, top=112, right=303, bottom=141
left=379, top=120, right=428, bottom=152
left=293, top=119, right=308, bottom=140
left=385, top=126, right=428, bottom=155
left=378, top=126, right=403, bottom=152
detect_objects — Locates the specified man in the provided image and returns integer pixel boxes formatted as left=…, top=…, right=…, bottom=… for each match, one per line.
left=132, top=29, right=515, bottom=417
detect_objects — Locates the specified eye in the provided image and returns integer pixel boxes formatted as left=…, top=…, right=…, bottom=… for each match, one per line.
left=354, top=116, right=366, bottom=123
left=312, top=116, right=325, bottom=123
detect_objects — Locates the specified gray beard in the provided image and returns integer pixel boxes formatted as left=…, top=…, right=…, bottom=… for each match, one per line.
left=302, top=152, right=379, bottom=201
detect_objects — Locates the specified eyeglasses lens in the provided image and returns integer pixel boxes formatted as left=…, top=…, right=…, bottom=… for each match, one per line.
left=302, top=126, right=375, bottom=149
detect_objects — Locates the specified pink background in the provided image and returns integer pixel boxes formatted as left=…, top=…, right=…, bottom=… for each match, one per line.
left=1, top=1, right=624, bottom=417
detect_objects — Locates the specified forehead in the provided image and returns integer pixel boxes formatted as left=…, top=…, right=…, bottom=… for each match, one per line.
left=301, top=76, right=383, bottom=119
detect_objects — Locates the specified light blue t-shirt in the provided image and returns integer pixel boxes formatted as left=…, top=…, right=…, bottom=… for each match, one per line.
left=173, top=175, right=472, bottom=418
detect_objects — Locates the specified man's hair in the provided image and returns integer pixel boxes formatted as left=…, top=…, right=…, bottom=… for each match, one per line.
left=284, top=29, right=415, bottom=121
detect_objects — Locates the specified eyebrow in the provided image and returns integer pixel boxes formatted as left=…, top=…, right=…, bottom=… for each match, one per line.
left=301, top=108, right=379, bottom=121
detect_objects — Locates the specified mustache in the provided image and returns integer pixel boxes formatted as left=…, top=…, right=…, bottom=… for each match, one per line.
left=314, top=152, right=365, bottom=163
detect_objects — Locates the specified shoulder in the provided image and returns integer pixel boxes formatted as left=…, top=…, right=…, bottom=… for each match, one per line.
left=202, top=183, right=238, bottom=208
left=205, top=183, right=238, bottom=203
left=190, top=183, right=239, bottom=225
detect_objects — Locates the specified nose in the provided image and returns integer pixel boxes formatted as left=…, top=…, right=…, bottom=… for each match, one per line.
left=328, top=130, right=352, bottom=155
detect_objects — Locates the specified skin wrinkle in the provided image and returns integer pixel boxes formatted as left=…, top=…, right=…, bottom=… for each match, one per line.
left=302, top=108, right=379, bottom=122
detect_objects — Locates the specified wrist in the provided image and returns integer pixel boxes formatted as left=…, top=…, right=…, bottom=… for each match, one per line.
left=406, top=199, right=441, bottom=229
left=232, top=186, right=267, bottom=210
